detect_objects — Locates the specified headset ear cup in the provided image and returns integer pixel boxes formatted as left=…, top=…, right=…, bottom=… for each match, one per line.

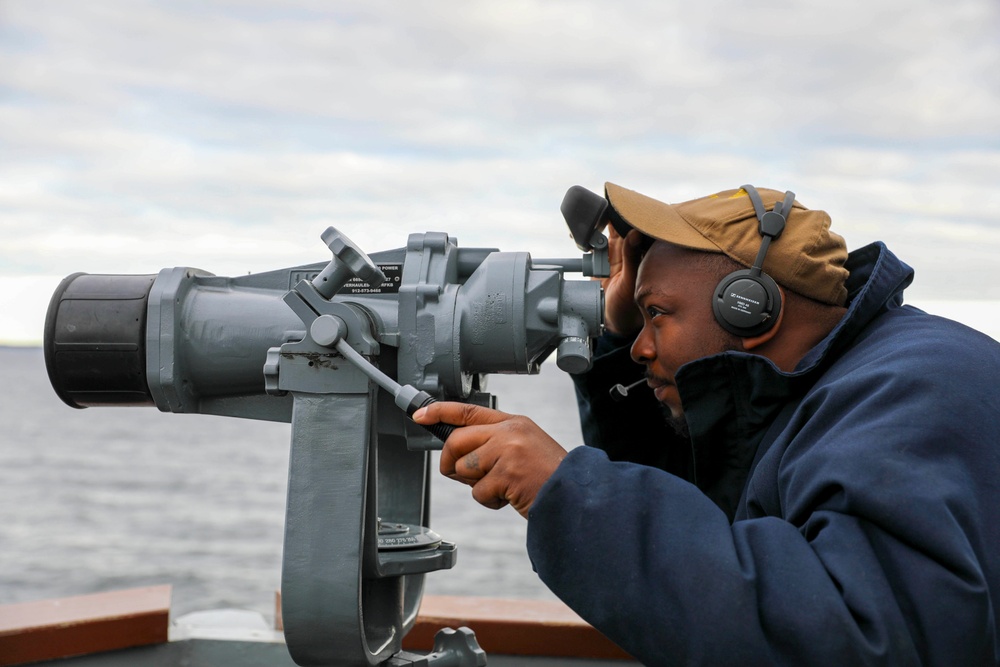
left=712, top=270, right=782, bottom=337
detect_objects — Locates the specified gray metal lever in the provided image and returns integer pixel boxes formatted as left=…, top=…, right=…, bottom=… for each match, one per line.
left=311, top=314, right=457, bottom=445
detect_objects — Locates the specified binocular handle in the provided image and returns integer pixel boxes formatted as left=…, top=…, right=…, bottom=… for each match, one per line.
left=312, top=227, right=387, bottom=299
left=321, top=329, right=457, bottom=445
left=406, top=392, right=457, bottom=444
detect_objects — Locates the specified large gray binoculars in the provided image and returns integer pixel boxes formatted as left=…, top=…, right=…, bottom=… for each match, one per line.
left=42, top=186, right=611, bottom=667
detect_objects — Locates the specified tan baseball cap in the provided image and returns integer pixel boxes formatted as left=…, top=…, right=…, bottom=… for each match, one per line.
left=605, top=182, right=849, bottom=306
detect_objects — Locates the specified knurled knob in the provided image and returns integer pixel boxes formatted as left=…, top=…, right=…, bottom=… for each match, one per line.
left=312, top=227, right=386, bottom=298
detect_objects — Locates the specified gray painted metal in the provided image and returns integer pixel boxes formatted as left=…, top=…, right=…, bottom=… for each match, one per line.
left=27, top=639, right=638, bottom=667
left=47, top=220, right=609, bottom=666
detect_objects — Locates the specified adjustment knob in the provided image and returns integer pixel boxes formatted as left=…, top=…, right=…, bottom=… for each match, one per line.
left=263, top=347, right=284, bottom=396
left=312, top=227, right=387, bottom=298
left=556, top=336, right=592, bottom=374
left=310, top=314, right=346, bottom=348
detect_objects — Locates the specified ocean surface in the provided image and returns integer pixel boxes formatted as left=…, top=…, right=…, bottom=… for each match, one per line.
left=2, top=301, right=997, bottom=625
left=0, top=347, right=580, bottom=622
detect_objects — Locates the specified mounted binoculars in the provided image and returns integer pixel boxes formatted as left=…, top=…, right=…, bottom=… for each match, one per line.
left=42, top=185, right=612, bottom=667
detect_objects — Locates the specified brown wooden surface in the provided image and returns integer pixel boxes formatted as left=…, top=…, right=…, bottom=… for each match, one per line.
left=275, top=591, right=632, bottom=661
left=402, top=595, right=633, bottom=660
left=0, top=586, right=631, bottom=664
left=0, top=585, right=171, bottom=666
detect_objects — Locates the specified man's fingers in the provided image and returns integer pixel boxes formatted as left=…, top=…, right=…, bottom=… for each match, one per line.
left=414, top=402, right=511, bottom=478
left=445, top=471, right=477, bottom=486
left=607, top=220, right=623, bottom=242
left=618, top=230, right=643, bottom=284
left=618, top=229, right=642, bottom=295
left=453, top=447, right=492, bottom=480
left=430, top=410, right=565, bottom=518
left=413, top=401, right=509, bottom=428
left=439, top=425, right=496, bottom=478
left=471, top=478, right=510, bottom=511
left=604, top=226, right=627, bottom=283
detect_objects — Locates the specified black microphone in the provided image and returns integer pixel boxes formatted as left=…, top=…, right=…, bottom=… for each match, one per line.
left=609, top=378, right=646, bottom=402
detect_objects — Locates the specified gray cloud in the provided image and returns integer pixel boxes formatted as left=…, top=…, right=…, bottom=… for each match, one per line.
left=1, top=0, right=998, bottom=312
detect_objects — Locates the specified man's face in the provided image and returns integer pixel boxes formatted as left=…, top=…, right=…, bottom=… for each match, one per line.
left=631, top=241, right=739, bottom=421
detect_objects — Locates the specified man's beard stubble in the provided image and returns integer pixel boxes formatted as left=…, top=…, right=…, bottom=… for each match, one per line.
left=659, top=403, right=690, bottom=440
left=654, top=334, right=740, bottom=442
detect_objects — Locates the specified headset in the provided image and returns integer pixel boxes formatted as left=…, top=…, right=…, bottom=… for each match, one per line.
left=711, top=185, right=796, bottom=337
left=600, top=183, right=796, bottom=402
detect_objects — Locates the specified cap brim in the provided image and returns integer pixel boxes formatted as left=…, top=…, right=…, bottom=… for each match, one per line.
left=605, top=182, right=723, bottom=253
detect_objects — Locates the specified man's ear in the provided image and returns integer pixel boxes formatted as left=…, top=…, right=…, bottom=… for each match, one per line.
left=741, top=286, right=785, bottom=351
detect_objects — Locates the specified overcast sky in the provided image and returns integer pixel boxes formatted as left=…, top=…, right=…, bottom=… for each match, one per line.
left=1, top=0, right=999, bottom=344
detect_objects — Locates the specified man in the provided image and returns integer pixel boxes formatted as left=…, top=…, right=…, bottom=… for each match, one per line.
left=414, top=183, right=1000, bottom=665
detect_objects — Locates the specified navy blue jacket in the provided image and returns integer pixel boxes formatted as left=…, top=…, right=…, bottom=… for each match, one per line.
left=526, top=243, right=1000, bottom=666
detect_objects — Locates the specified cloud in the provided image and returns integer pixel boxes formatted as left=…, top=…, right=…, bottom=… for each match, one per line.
left=1, top=0, right=999, bottom=340
left=6, top=1, right=998, bottom=146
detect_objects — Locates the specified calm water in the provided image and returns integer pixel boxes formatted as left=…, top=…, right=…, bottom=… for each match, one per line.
left=3, top=301, right=996, bottom=624
left=0, top=347, right=583, bottom=620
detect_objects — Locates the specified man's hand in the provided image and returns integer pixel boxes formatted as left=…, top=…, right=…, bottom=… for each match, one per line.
left=412, top=402, right=567, bottom=519
left=601, top=227, right=645, bottom=336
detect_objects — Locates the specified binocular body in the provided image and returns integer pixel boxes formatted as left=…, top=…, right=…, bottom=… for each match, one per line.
left=46, top=231, right=602, bottom=428
left=43, top=222, right=605, bottom=667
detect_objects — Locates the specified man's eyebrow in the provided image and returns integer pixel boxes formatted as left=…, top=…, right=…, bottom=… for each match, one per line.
left=634, top=285, right=665, bottom=304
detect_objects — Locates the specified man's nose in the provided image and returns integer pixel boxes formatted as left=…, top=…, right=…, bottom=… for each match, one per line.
left=630, top=323, right=654, bottom=364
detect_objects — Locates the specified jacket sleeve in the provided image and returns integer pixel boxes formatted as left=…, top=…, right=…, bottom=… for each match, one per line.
left=529, top=325, right=1000, bottom=666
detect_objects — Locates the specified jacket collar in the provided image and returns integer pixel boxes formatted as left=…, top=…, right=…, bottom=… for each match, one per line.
left=674, top=242, right=914, bottom=517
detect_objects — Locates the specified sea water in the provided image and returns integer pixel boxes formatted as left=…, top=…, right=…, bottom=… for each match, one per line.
left=2, top=300, right=997, bottom=622
left=0, top=347, right=574, bottom=621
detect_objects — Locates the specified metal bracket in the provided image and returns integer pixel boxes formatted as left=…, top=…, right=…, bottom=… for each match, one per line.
left=386, top=628, right=487, bottom=667
left=277, top=228, right=459, bottom=666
